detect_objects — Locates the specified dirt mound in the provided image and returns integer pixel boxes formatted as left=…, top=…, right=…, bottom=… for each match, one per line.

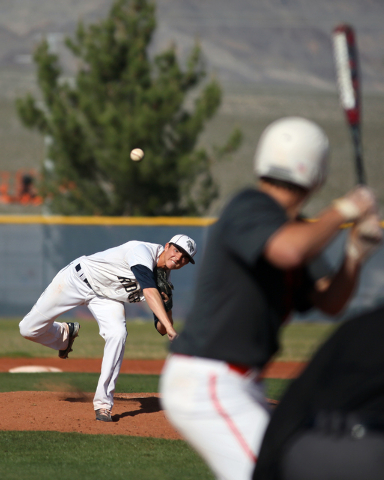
left=0, top=358, right=305, bottom=437
left=1, top=391, right=181, bottom=438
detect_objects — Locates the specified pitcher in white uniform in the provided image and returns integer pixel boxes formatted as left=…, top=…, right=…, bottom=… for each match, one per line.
left=19, top=234, right=196, bottom=422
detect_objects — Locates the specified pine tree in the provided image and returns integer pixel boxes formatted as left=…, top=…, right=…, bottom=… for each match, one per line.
left=16, top=0, right=241, bottom=216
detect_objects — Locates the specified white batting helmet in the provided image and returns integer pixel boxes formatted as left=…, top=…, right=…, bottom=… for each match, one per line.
left=254, top=117, right=329, bottom=190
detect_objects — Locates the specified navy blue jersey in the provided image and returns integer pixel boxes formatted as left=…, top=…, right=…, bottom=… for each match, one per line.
left=171, top=188, right=326, bottom=367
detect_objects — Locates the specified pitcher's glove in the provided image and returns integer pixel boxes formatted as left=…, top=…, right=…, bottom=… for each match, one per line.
left=156, top=268, right=174, bottom=312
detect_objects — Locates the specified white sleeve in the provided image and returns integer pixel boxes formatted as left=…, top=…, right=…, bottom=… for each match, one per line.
left=125, top=244, right=156, bottom=271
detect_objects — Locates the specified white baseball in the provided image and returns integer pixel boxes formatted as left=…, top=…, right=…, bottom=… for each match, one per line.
left=130, top=148, right=144, bottom=162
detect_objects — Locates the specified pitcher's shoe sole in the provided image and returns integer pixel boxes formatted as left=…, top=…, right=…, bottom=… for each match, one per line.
left=58, top=322, right=80, bottom=359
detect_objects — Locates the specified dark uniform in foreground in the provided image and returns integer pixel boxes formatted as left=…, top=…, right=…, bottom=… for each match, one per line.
left=254, top=305, right=384, bottom=480
left=159, top=116, right=382, bottom=480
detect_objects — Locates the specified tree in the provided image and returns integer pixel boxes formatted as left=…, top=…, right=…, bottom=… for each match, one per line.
left=16, top=0, right=241, bottom=216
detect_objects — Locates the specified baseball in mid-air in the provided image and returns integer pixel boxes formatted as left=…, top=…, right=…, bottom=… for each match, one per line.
left=130, top=148, right=144, bottom=162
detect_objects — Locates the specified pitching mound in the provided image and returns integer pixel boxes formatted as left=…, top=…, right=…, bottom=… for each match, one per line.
left=0, top=358, right=305, bottom=437
left=0, top=391, right=181, bottom=439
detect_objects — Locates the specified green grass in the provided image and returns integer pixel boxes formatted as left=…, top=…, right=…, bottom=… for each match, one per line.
left=0, top=372, right=160, bottom=394
left=0, top=431, right=215, bottom=480
left=265, top=378, right=291, bottom=401
left=0, top=373, right=286, bottom=480
left=275, top=322, right=339, bottom=361
left=0, top=318, right=326, bottom=480
left=0, top=318, right=337, bottom=362
left=0, top=319, right=179, bottom=359
left=0, top=372, right=288, bottom=402
left=0, top=315, right=295, bottom=480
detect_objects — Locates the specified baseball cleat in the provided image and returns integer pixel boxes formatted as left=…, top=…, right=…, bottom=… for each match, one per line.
left=58, top=322, right=80, bottom=359
left=95, top=408, right=113, bottom=422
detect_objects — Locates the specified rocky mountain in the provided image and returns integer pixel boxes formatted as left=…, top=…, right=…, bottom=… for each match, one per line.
left=0, top=0, right=383, bottom=98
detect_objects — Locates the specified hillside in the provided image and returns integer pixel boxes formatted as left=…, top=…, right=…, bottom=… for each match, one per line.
left=0, top=0, right=383, bottom=216
left=1, top=0, right=384, bottom=96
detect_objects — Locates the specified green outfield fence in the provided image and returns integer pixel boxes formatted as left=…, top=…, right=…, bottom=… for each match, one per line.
left=1, top=216, right=384, bottom=320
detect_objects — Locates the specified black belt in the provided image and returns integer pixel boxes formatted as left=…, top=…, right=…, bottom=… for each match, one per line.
left=75, top=263, right=92, bottom=289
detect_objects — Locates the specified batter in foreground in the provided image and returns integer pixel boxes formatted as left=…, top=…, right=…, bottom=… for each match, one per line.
left=19, top=234, right=196, bottom=422
left=160, top=117, right=382, bottom=480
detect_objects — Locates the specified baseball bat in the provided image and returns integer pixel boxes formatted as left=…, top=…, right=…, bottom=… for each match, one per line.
left=332, top=24, right=366, bottom=184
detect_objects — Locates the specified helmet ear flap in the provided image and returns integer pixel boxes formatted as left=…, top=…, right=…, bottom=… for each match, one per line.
left=254, top=117, right=329, bottom=191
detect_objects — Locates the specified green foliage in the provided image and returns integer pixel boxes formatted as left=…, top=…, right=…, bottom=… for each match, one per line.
left=15, top=0, right=240, bottom=216
left=0, top=432, right=215, bottom=480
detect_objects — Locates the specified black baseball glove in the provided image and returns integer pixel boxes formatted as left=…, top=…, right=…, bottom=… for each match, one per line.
left=156, top=268, right=174, bottom=312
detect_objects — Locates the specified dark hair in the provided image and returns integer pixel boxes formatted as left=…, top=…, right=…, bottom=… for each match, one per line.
left=260, top=176, right=309, bottom=195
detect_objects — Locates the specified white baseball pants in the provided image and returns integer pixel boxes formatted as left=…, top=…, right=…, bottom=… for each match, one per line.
left=19, top=260, right=127, bottom=411
left=160, top=354, right=271, bottom=480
